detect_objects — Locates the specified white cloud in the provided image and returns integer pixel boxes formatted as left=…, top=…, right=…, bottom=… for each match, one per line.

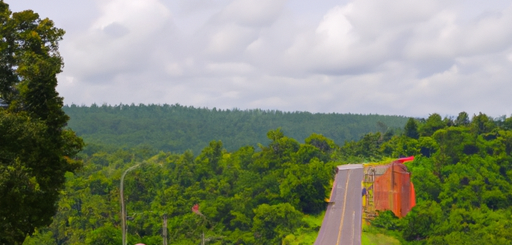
left=206, top=62, right=255, bottom=75
left=11, top=0, right=512, bottom=118
left=62, top=0, right=175, bottom=80
left=206, top=24, right=257, bottom=55
left=407, top=3, right=512, bottom=60
left=92, top=0, right=171, bottom=33
left=218, top=0, right=287, bottom=27
left=165, top=63, right=183, bottom=76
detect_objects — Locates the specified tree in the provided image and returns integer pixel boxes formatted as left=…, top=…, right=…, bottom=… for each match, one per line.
left=402, top=201, right=442, bottom=241
left=376, top=121, right=388, bottom=133
left=404, top=118, right=419, bottom=139
left=419, top=113, right=446, bottom=137
left=470, top=112, right=495, bottom=135
left=252, top=203, right=304, bottom=244
left=0, top=2, right=83, bottom=243
left=84, top=223, right=122, bottom=245
left=455, top=111, right=470, bottom=126
left=503, top=116, right=512, bottom=130
left=279, top=158, right=332, bottom=213
left=305, top=133, right=337, bottom=153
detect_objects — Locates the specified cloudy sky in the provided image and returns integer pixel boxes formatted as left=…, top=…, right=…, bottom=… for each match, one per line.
left=8, top=0, right=512, bottom=117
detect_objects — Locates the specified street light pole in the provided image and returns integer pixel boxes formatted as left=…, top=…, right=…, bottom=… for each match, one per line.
left=162, top=214, right=168, bottom=245
left=120, top=163, right=143, bottom=245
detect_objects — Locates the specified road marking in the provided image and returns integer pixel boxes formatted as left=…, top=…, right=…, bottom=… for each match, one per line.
left=336, top=169, right=351, bottom=245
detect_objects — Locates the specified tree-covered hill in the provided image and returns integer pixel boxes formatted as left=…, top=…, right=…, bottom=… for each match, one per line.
left=64, top=103, right=408, bottom=154
left=23, top=111, right=512, bottom=244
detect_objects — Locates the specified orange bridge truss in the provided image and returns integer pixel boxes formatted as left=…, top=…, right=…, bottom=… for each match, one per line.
left=363, top=157, right=416, bottom=219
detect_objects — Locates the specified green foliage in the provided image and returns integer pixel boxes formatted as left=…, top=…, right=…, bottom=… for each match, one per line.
left=252, top=203, right=304, bottom=244
left=20, top=109, right=512, bottom=244
left=401, top=201, right=442, bottom=241
left=84, top=223, right=121, bottom=245
left=418, top=113, right=446, bottom=137
left=22, top=230, right=57, bottom=245
left=470, top=112, right=496, bottom=135
left=417, top=137, right=438, bottom=158
left=23, top=130, right=338, bottom=244
left=454, top=111, right=470, bottom=126
left=427, top=207, right=512, bottom=244
left=340, top=132, right=385, bottom=161
left=409, top=162, right=441, bottom=202
left=432, top=127, right=473, bottom=166
left=404, top=118, right=419, bottom=139
left=280, top=158, right=334, bottom=213
left=361, top=232, right=401, bottom=245
left=371, top=211, right=402, bottom=231
left=0, top=1, right=83, bottom=243
left=63, top=103, right=409, bottom=154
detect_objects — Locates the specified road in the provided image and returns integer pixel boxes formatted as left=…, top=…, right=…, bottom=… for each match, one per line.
left=314, top=164, right=364, bottom=245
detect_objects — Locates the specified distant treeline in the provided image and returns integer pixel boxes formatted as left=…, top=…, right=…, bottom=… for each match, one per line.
left=64, top=103, right=409, bottom=154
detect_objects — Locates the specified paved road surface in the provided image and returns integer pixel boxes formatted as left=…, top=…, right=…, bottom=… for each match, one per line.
left=314, top=164, right=364, bottom=245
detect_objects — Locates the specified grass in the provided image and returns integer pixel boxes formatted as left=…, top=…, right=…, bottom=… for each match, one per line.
left=283, top=212, right=324, bottom=244
left=362, top=232, right=401, bottom=245
left=362, top=220, right=402, bottom=245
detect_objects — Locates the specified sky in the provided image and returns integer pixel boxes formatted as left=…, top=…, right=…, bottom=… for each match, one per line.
left=8, top=0, right=512, bottom=118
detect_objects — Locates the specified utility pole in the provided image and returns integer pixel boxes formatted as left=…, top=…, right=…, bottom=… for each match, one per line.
left=120, top=163, right=142, bottom=245
left=162, top=214, right=168, bottom=245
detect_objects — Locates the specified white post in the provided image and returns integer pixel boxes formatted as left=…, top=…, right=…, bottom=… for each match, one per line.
left=120, top=163, right=142, bottom=245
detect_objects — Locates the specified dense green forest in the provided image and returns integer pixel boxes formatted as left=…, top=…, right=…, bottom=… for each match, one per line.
left=22, top=111, right=512, bottom=244
left=25, top=130, right=339, bottom=244
left=63, top=103, right=409, bottom=154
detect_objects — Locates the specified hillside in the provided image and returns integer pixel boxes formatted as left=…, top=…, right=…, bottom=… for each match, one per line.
left=64, top=103, right=409, bottom=154
left=22, top=111, right=512, bottom=244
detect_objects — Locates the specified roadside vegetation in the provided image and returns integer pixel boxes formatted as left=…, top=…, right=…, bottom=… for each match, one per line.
left=22, top=111, right=512, bottom=244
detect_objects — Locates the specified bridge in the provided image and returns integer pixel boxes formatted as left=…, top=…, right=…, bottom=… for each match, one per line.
left=314, top=157, right=415, bottom=245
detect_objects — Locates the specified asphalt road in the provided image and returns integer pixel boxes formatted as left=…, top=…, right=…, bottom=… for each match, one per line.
left=314, top=164, right=364, bottom=245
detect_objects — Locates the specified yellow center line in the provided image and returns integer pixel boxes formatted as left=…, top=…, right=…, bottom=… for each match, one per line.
left=336, top=169, right=351, bottom=245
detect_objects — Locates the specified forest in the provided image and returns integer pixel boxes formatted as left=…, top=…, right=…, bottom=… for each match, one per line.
left=63, top=103, right=409, bottom=154
left=21, top=110, right=512, bottom=244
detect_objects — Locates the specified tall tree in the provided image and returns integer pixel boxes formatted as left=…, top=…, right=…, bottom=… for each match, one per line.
left=455, top=111, right=470, bottom=126
left=419, top=113, right=446, bottom=137
left=470, top=112, right=495, bottom=135
left=404, top=118, right=419, bottom=139
left=0, top=1, right=83, bottom=244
